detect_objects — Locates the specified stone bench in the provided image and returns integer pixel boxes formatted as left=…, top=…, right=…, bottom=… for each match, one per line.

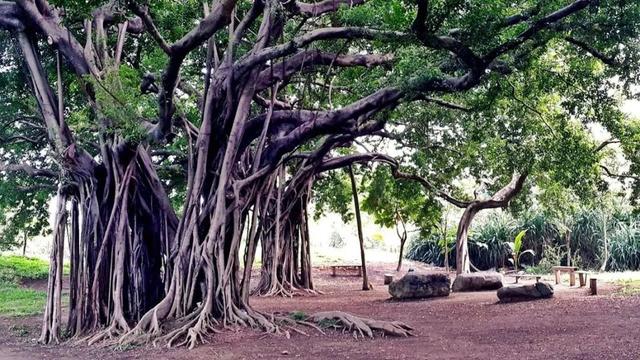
left=497, top=282, right=554, bottom=303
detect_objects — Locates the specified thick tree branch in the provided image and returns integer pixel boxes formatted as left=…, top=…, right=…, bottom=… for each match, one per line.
left=0, top=162, right=58, bottom=178
left=236, top=27, right=407, bottom=76
left=129, top=4, right=171, bottom=54
left=600, top=165, right=640, bottom=181
left=152, top=0, right=236, bottom=141
left=287, top=0, right=367, bottom=17
left=255, top=50, right=393, bottom=91
left=16, top=0, right=95, bottom=76
left=0, top=1, right=24, bottom=30
left=484, top=0, right=594, bottom=61
left=416, top=95, right=471, bottom=112
left=594, top=138, right=620, bottom=153
left=565, top=36, right=617, bottom=66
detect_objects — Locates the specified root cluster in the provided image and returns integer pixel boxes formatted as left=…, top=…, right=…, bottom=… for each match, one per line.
left=305, top=311, right=414, bottom=339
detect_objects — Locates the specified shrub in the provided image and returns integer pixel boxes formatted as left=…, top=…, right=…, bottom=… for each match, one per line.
left=407, top=208, right=640, bottom=272
left=328, top=231, right=346, bottom=248
left=365, top=233, right=385, bottom=249
left=0, top=256, right=49, bottom=284
left=608, top=221, right=640, bottom=271
left=525, top=245, right=564, bottom=274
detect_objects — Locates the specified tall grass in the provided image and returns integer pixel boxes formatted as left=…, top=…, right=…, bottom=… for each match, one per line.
left=608, top=221, right=640, bottom=271
left=406, top=208, right=640, bottom=272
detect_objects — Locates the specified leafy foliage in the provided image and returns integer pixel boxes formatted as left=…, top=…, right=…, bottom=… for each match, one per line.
left=408, top=208, right=640, bottom=272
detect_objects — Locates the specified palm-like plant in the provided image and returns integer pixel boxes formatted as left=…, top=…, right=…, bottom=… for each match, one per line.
left=506, top=230, right=535, bottom=271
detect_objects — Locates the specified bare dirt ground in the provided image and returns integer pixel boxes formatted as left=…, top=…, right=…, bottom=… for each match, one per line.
left=1, top=263, right=639, bottom=360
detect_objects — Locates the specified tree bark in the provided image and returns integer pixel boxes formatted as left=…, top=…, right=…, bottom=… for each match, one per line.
left=395, top=211, right=407, bottom=272
left=600, top=214, right=608, bottom=272
left=455, top=205, right=479, bottom=274
left=348, top=166, right=369, bottom=291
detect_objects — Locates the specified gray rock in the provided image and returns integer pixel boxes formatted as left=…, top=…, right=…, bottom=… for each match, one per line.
left=497, top=282, right=554, bottom=303
left=452, top=272, right=503, bottom=292
left=389, top=273, right=450, bottom=299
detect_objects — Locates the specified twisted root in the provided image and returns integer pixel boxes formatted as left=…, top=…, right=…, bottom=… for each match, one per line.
left=307, top=311, right=413, bottom=339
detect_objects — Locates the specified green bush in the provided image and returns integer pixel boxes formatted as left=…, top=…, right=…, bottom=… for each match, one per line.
left=0, top=256, right=50, bottom=285
left=525, top=245, right=564, bottom=274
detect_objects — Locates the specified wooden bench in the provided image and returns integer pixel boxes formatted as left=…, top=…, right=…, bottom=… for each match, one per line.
left=552, top=266, right=578, bottom=286
left=514, top=274, right=542, bottom=283
left=576, top=270, right=591, bottom=287
left=330, top=265, right=362, bottom=277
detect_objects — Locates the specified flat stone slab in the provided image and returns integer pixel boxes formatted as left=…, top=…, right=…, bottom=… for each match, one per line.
left=452, top=272, right=503, bottom=292
left=389, top=273, right=450, bottom=299
left=497, top=282, right=554, bottom=303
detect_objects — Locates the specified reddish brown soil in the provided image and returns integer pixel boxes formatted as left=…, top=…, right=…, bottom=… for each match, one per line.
left=1, top=264, right=639, bottom=360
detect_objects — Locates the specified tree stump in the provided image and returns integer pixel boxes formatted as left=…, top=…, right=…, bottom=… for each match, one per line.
left=590, top=278, right=598, bottom=295
left=384, top=274, right=394, bottom=285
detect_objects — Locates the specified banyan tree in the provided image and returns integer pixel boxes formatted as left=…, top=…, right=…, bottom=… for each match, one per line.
left=0, top=0, right=638, bottom=348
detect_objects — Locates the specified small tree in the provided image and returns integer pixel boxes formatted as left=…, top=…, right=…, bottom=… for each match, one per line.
left=505, top=230, right=535, bottom=272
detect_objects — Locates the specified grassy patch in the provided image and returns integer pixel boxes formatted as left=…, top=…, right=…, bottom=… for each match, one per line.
left=0, top=256, right=49, bottom=317
left=289, top=311, right=307, bottom=321
left=0, top=256, right=50, bottom=283
left=616, top=280, right=640, bottom=296
left=0, top=285, right=46, bottom=316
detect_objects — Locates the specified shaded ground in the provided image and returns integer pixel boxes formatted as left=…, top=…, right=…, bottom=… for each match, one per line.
left=1, top=263, right=639, bottom=359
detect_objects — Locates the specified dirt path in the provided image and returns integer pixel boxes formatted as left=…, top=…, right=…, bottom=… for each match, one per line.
left=1, top=264, right=639, bottom=359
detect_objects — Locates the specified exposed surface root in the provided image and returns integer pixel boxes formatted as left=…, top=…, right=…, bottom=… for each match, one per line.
left=307, top=311, right=414, bottom=338
left=85, top=323, right=130, bottom=346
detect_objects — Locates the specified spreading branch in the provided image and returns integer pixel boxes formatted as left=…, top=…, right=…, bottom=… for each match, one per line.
left=287, top=0, right=368, bottom=17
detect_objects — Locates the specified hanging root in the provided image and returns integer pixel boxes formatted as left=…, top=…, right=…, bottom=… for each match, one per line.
left=305, top=311, right=413, bottom=339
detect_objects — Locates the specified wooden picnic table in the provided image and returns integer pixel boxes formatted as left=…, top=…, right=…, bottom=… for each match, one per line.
left=552, top=266, right=578, bottom=286
left=330, top=265, right=362, bottom=277
left=576, top=270, right=591, bottom=287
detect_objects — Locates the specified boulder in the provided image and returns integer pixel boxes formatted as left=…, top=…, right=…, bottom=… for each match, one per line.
left=452, top=272, right=503, bottom=292
left=389, top=273, right=450, bottom=299
left=497, top=282, right=554, bottom=303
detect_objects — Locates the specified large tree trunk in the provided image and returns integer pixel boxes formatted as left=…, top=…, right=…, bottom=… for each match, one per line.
left=395, top=212, right=407, bottom=272
left=452, top=173, right=528, bottom=274
left=600, top=215, right=608, bottom=272
left=253, top=171, right=316, bottom=296
left=455, top=205, right=479, bottom=274
left=348, top=166, right=370, bottom=291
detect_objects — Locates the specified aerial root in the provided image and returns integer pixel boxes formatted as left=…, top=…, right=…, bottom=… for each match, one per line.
left=118, top=308, right=164, bottom=347
left=163, top=311, right=220, bottom=349
left=307, top=311, right=414, bottom=339
left=254, top=283, right=323, bottom=297
left=85, top=320, right=131, bottom=346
